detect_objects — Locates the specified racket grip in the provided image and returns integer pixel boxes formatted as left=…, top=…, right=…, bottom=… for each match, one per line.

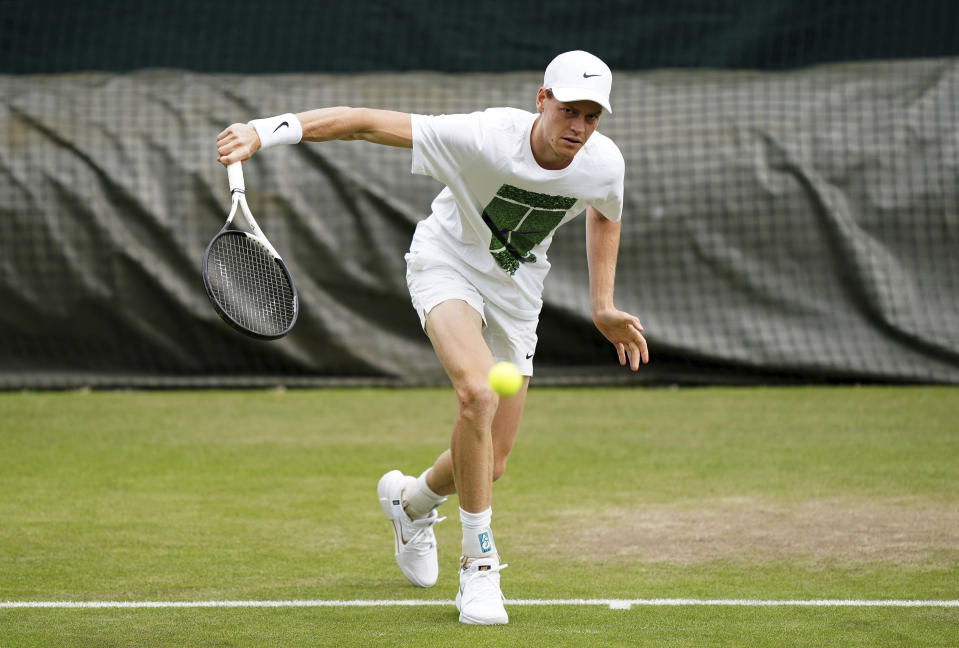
left=227, top=162, right=245, bottom=193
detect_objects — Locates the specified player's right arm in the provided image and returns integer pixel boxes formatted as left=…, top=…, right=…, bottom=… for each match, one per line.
left=216, top=107, right=412, bottom=166
left=303, top=107, right=412, bottom=148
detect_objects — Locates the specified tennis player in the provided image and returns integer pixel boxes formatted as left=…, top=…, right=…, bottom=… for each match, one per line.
left=216, top=50, right=648, bottom=625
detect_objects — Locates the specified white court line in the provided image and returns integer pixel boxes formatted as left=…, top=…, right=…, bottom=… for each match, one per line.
left=2, top=599, right=958, bottom=610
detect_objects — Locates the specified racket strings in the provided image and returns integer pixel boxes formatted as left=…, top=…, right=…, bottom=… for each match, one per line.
left=207, top=233, right=295, bottom=337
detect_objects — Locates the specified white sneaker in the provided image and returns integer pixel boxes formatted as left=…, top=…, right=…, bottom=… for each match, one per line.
left=377, top=470, right=444, bottom=588
left=455, top=556, right=509, bottom=625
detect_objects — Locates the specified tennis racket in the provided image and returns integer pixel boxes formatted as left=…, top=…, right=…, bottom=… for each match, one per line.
left=201, top=162, right=298, bottom=339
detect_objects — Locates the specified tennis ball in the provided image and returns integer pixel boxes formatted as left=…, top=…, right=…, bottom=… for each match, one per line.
left=488, top=361, right=523, bottom=397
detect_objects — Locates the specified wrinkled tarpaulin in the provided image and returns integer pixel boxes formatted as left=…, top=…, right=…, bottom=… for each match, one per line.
left=1, top=60, right=957, bottom=387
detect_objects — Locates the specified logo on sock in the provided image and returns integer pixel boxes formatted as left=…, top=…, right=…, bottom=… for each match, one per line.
left=478, top=531, right=492, bottom=553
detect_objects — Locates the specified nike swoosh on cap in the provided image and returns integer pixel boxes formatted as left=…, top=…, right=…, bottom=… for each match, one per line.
left=583, top=73, right=601, bottom=78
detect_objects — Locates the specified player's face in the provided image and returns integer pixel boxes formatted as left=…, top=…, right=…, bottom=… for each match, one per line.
left=532, top=89, right=603, bottom=169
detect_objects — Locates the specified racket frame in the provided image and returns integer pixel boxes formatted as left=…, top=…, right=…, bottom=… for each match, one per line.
left=201, top=162, right=298, bottom=340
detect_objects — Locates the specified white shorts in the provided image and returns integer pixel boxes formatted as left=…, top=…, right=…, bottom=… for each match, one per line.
left=405, top=252, right=538, bottom=376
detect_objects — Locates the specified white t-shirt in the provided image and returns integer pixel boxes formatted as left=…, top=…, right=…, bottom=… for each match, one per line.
left=409, top=107, right=625, bottom=319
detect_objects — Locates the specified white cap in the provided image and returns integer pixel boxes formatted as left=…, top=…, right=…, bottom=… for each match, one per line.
left=543, top=50, right=613, bottom=114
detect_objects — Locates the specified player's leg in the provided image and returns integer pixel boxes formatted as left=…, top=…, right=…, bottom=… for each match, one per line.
left=381, top=255, right=511, bottom=622
left=421, top=299, right=498, bottom=513
left=411, top=379, right=529, bottom=502
left=420, top=299, right=512, bottom=624
left=410, top=298, right=534, bottom=501
left=378, top=265, right=487, bottom=589
left=490, top=377, right=528, bottom=480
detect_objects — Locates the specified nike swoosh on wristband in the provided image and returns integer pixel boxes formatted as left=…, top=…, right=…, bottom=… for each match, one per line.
left=273, top=121, right=289, bottom=132
left=583, top=73, right=601, bottom=78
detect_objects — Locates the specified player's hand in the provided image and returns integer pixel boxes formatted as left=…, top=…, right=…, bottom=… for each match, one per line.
left=216, top=123, right=261, bottom=166
left=593, top=308, right=649, bottom=371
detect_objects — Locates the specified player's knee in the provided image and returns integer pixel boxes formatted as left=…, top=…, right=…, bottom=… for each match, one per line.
left=455, top=380, right=498, bottom=427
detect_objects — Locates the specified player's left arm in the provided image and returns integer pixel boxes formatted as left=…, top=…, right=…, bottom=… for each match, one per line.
left=586, top=205, right=649, bottom=371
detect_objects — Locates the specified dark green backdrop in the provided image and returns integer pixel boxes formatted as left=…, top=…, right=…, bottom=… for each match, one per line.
left=2, top=0, right=957, bottom=74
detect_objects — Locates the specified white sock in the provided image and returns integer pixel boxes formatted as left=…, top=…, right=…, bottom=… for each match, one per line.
left=402, top=469, right=447, bottom=519
left=460, top=507, right=497, bottom=560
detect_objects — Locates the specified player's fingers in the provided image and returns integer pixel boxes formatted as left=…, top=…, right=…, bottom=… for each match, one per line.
left=216, top=137, right=234, bottom=157
left=616, top=342, right=627, bottom=366
left=217, top=144, right=254, bottom=166
left=628, top=342, right=641, bottom=371
left=216, top=145, right=235, bottom=164
left=631, top=317, right=644, bottom=333
left=217, top=146, right=250, bottom=166
left=216, top=128, right=237, bottom=146
left=638, top=334, right=650, bottom=365
left=217, top=139, right=240, bottom=156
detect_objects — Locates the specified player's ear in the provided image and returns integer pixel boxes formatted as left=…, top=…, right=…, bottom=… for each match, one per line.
left=536, top=87, right=548, bottom=113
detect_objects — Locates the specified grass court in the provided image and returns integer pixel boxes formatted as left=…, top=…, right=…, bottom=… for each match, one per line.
left=1, top=386, right=957, bottom=646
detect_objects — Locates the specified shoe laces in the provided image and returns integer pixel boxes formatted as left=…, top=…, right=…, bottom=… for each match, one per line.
left=461, top=561, right=509, bottom=601
left=401, top=511, right=445, bottom=555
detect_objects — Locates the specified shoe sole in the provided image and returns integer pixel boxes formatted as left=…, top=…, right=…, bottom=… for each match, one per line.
left=458, top=601, right=509, bottom=626
left=458, top=613, right=509, bottom=625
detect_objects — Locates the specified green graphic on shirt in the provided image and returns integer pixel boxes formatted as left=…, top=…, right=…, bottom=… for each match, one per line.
left=482, top=184, right=577, bottom=275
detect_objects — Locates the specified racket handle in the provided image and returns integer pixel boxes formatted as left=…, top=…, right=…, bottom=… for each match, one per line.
left=227, top=162, right=245, bottom=193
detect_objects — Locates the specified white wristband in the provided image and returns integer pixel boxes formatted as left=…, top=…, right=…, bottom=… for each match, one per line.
left=249, top=113, right=303, bottom=149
